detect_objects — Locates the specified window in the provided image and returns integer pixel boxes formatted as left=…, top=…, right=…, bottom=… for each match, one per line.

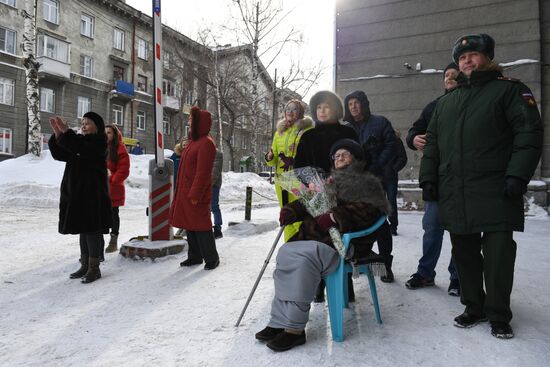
left=0, top=77, right=14, bottom=105
left=1, top=0, right=16, bottom=7
left=137, top=38, right=147, bottom=60
left=163, top=116, right=170, bottom=135
left=183, top=90, right=193, bottom=105
left=137, top=74, right=147, bottom=92
left=163, top=51, right=170, bottom=69
left=113, top=104, right=123, bottom=126
left=80, top=14, right=94, bottom=38
left=37, top=34, right=69, bottom=63
left=113, top=28, right=124, bottom=51
left=43, top=0, right=59, bottom=24
left=230, top=134, right=234, bottom=146
left=0, top=27, right=16, bottom=54
left=113, top=65, right=125, bottom=81
left=40, top=87, right=55, bottom=112
left=162, top=79, right=175, bottom=97
left=136, top=111, right=146, bottom=130
left=0, top=127, right=12, bottom=154
left=80, top=55, right=93, bottom=78
left=185, top=125, right=190, bottom=138
left=77, top=96, right=91, bottom=118
left=241, top=135, right=247, bottom=149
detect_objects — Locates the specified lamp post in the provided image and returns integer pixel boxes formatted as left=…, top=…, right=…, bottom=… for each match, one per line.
left=213, top=44, right=231, bottom=153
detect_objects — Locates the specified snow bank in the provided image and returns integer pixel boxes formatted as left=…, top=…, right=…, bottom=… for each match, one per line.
left=0, top=152, right=278, bottom=208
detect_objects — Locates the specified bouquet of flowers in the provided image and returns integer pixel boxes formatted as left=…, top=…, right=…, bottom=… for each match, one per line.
left=277, top=166, right=346, bottom=257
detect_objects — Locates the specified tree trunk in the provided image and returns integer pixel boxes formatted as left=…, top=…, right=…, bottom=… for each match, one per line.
left=22, top=1, right=41, bottom=157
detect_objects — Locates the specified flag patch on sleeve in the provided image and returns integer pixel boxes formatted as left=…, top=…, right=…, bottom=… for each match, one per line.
left=522, top=92, right=537, bottom=106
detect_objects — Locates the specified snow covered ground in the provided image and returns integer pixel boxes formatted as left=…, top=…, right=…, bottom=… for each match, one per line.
left=1, top=153, right=549, bottom=367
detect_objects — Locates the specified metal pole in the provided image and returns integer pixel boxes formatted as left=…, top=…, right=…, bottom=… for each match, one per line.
left=235, top=226, right=285, bottom=327
left=245, top=186, right=252, bottom=221
left=152, top=0, right=164, bottom=167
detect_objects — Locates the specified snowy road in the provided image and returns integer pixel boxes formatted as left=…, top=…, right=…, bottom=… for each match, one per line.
left=1, top=204, right=549, bottom=367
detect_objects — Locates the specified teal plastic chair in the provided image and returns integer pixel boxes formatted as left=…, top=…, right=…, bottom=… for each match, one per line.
left=324, top=215, right=387, bottom=342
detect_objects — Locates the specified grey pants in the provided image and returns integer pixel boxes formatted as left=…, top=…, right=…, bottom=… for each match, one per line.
left=268, top=240, right=339, bottom=330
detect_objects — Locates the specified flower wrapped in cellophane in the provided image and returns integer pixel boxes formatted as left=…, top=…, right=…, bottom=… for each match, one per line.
left=276, top=166, right=345, bottom=257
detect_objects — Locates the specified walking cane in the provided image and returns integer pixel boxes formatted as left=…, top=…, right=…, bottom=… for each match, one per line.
left=235, top=225, right=285, bottom=327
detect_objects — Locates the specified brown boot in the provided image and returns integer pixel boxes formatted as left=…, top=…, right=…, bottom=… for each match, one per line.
left=82, top=257, right=101, bottom=283
left=105, top=233, right=118, bottom=253
left=69, top=255, right=89, bottom=279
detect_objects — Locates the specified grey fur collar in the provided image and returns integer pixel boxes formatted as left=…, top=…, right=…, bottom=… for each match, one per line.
left=276, top=116, right=313, bottom=134
left=330, top=162, right=390, bottom=214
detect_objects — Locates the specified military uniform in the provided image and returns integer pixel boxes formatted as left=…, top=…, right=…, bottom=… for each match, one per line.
left=419, top=65, right=543, bottom=324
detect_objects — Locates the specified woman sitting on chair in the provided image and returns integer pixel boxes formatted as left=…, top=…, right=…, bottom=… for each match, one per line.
left=255, top=138, right=390, bottom=352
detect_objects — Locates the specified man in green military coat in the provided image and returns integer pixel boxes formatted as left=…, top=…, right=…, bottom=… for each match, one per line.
left=419, top=33, right=543, bottom=339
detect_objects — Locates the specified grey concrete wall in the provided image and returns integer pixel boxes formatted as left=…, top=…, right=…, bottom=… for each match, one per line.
left=335, top=0, right=545, bottom=181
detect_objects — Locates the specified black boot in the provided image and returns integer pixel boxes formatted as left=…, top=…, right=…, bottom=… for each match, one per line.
left=313, top=279, right=325, bottom=303
left=381, top=255, right=394, bottom=283
left=266, top=330, right=306, bottom=352
left=347, top=273, right=355, bottom=302
left=82, top=257, right=101, bottom=283
left=69, top=255, right=89, bottom=279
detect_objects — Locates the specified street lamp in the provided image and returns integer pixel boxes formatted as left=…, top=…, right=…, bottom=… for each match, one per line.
left=213, top=44, right=231, bottom=153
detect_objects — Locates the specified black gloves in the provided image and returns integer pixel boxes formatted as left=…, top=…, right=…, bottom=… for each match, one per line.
left=504, top=176, right=527, bottom=197
left=421, top=182, right=438, bottom=201
left=279, top=207, right=297, bottom=226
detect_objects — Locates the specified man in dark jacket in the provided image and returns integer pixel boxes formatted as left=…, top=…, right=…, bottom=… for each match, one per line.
left=419, top=34, right=543, bottom=339
left=343, top=90, right=396, bottom=282
left=405, top=63, right=461, bottom=297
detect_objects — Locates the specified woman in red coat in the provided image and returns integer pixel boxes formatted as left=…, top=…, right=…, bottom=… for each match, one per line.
left=170, top=106, right=220, bottom=270
left=105, top=124, right=130, bottom=253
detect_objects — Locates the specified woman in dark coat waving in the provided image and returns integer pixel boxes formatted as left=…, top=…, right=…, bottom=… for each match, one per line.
left=170, top=106, right=220, bottom=270
left=48, top=112, right=112, bottom=283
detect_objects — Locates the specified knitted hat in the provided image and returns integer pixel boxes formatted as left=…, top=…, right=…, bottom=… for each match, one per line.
left=83, top=111, right=105, bottom=132
left=444, top=62, right=459, bottom=74
left=452, top=34, right=495, bottom=63
left=330, top=138, right=364, bottom=161
left=309, top=90, right=344, bottom=123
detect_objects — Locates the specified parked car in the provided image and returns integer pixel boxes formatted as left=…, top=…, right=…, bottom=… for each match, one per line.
left=258, top=171, right=275, bottom=183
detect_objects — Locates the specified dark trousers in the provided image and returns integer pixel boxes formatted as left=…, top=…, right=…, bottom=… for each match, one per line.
left=384, top=179, right=398, bottom=231
left=211, top=185, right=222, bottom=230
left=111, top=206, right=120, bottom=235
left=450, top=231, right=516, bottom=323
left=376, top=220, right=393, bottom=257
left=79, top=232, right=104, bottom=258
left=187, top=230, right=219, bottom=264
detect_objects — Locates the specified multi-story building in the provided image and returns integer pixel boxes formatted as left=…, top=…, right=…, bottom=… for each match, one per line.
left=0, top=0, right=213, bottom=160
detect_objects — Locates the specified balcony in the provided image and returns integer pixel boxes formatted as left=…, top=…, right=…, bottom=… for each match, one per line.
left=110, top=80, right=135, bottom=101
left=162, top=95, right=180, bottom=111
left=37, top=56, right=70, bottom=81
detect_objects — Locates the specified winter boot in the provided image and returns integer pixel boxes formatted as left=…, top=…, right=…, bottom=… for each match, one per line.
left=81, top=257, right=101, bottom=284
left=381, top=255, right=394, bottom=283
left=347, top=273, right=355, bottom=302
left=69, top=255, right=89, bottom=279
left=213, top=226, right=223, bottom=240
left=266, top=330, right=306, bottom=352
left=313, top=279, right=325, bottom=303
left=105, top=233, right=118, bottom=253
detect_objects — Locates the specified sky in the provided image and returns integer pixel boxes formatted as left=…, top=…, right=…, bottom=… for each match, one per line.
left=125, top=0, right=336, bottom=101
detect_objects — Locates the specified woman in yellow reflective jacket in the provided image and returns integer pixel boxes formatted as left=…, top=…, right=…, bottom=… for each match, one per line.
left=265, top=100, right=313, bottom=241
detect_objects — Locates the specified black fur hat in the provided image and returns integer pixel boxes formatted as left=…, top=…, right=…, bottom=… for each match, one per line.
left=83, top=111, right=105, bottom=132
left=452, top=34, right=495, bottom=63
left=309, top=90, right=344, bottom=123
left=330, top=138, right=364, bottom=161
left=444, top=62, right=459, bottom=74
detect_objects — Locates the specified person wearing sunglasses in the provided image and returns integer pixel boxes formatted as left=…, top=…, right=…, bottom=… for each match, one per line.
left=265, top=99, right=313, bottom=241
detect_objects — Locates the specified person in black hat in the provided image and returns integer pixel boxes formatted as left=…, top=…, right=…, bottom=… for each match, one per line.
left=420, top=34, right=543, bottom=339
left=48, top=112, right=112, bottom=284
left=405, top=62, right=461, bottom=297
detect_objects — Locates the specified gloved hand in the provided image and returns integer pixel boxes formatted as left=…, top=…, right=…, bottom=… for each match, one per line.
left=421, top=182, right=438, bottom=201
left=503, top=176, right=527, bottom=197
left=315, top=212, right=336, bottom=232
left=279, top=207, right=297, bottom=226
